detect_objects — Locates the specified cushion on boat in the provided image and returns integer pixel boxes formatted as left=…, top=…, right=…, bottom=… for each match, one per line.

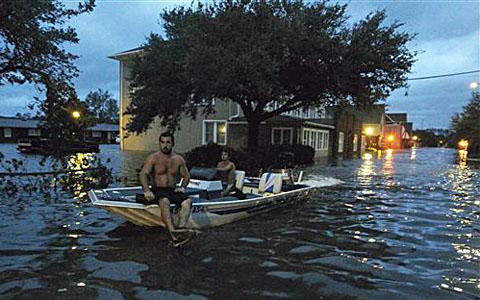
left=235, top=170, right=246, bottom=190
left=189, top=167, right=217, bottom=180
left=258, top=173, right=283, bottom=194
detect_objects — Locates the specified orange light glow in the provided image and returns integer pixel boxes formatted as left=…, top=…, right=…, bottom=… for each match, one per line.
left=412, top=136, right=418, bottom=141
left=364, top=127, right=374, bottom=136
left=387, top=135, right=395, bottom=142
left=458, top=139, right=469, bottom=150
left=459, top=149, right=468, bottom=161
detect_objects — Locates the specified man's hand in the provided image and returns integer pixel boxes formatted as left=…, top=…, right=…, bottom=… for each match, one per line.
left=144, top=190, right=155, bottom=202
left=175, top=187, right=186, bottom=193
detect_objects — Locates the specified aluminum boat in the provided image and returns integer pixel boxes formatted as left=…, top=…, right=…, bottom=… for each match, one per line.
left=88, top=168, right=315, bottom=229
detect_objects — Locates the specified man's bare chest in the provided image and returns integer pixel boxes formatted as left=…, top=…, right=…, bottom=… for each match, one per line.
left=153, top=158, right=178, bottom=175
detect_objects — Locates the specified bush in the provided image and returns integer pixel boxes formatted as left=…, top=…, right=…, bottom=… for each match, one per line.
left=184, top=143, right=315, bottom=175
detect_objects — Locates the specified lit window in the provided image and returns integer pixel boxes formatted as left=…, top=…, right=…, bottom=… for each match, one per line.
left=217, top=122, right=226, bottom=144
left=203, top=121, right=227, bottom=145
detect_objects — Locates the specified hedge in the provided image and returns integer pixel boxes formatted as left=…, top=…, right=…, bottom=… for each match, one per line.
left=184, top=143, right=314, bottom=175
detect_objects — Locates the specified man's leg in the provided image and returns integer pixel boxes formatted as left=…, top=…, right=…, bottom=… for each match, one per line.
left=177, top=198, right=192, bottom=228
left=159, top=197, right=175, bottom=233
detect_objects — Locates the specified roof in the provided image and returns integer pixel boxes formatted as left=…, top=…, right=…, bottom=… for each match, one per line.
left=0, top=118, right=40, bottom=128
left=386, top=113, right=408, bottom=123
left=0, top=117, right=118, bottom=132
left=109, top=46, right=145, bottom=60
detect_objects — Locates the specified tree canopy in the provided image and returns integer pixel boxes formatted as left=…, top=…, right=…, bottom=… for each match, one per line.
left=84, top=89, right=119, bottom=123
left=1, top=0, right=96, bottom=153
left=127, top=0, right=416, bottom=149
left=0, top=0, right=94, bottom=87
left=450, top=92, right=480, bottom=157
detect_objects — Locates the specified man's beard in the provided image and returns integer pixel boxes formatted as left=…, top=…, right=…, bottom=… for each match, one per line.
left=161, top=147, right=172, bottom=154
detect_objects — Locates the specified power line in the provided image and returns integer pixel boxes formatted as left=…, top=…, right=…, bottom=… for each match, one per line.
left=408, top=70, right=480, bottom=81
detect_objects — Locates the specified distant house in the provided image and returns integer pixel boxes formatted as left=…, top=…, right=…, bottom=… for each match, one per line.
left=85, top=123, right=120, bottom=144
left=0, top=117, right=119, bottom=144
left=228, top=108, right=335, bottom=159
left=110, top=47, right=335, bottom=158
left=0, top=117, right=41, bottom=143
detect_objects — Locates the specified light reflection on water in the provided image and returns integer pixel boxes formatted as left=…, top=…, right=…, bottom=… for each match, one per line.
left=0, top=145, right=479, bottom=299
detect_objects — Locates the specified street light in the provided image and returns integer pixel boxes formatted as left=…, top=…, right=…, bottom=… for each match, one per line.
left=412, top=135, right=418, bottom=141
left=469, top=81, right=479, bottom=90
left=71, top=110, right=81, bottom=119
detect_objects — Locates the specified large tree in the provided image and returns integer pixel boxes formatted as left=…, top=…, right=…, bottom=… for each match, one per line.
left=1, top=0, right=96, bottom=151
left=450, top=92, right=480, bottom=157
left=127, top=0, right=415, bottom=150
left=84, top=89, right=119, bottom=123
left=0, top=0, right=94, bottom=87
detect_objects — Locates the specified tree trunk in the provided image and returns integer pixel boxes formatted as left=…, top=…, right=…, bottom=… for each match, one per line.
left=246, top=118, right=261, bottom=152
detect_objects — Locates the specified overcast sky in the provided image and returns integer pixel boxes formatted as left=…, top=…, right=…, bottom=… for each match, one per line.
left=0, top=0, right=478, bottom=129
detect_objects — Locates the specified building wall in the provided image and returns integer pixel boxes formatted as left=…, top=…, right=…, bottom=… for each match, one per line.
left=333, top=110, right=363, bottom=159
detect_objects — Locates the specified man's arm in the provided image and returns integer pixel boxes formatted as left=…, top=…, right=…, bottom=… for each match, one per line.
left=216, top=162, right=234, bottom=172
left=177, top=157, right=190, bottom=190
left=140, top=154, right=155, bottom=200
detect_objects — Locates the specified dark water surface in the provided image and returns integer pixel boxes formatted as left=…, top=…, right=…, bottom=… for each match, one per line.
left=0, top=145, right=479, bottom=299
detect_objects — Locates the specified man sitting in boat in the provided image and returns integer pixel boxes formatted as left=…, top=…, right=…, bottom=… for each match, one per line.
left=139, top=132, right=192, bottom=241
left=216, top=150, right=236, bottom=197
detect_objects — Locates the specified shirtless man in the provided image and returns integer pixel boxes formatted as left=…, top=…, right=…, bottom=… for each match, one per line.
left=216, top=150, right=236, bottom=197
left=140, top=132, right=192, bottom=239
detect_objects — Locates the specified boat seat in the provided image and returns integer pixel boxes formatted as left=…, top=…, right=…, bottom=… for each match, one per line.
left=258, top=173, right=283, bottom=194
left=235, top=170, right=246, bottom=190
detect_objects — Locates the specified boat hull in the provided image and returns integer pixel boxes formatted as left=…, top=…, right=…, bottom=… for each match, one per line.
left=88, top=185, right=314, bottom=229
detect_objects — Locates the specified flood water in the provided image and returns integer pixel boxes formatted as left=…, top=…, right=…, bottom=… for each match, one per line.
left=0, top=145, right=479, bottom=299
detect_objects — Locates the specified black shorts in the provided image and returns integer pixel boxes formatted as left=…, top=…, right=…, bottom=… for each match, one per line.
left=153, top=187, right=189, bottom=206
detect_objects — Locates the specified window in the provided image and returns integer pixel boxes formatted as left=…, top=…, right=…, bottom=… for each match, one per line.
left=271, top=128, right=293, bottom=145
left=4, top=128, right=12, bottom=138
left=338, top=132, right=344, bottom=153
left=353, top=134, right=358, bottom=152
left=28, top=128, right=40, bottom=136
left=203, top=121, right=227, bottom=145
left=230, top=103, right=240, bottom=118
left=302, top=128, right=329, bottom=150
left=92, top=131, right=102, bottom=138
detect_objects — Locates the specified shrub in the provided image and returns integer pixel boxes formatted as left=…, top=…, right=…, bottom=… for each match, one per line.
left=184, top=143, right=315, bottom=175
